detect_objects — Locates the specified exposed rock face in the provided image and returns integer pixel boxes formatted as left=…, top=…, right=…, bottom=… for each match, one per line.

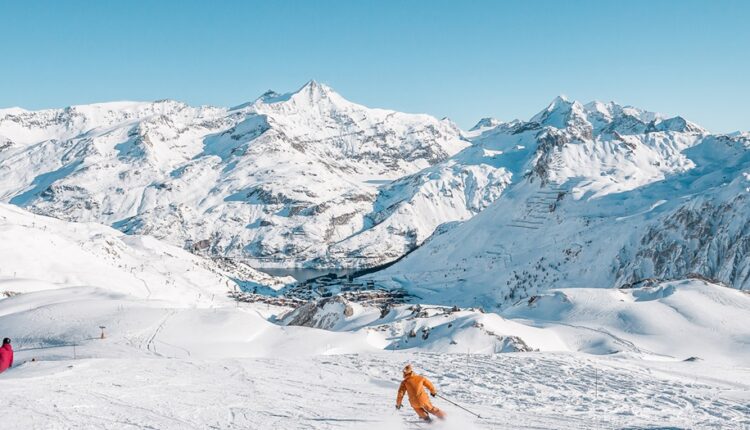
left=615, top=195, right=750, bottom=290
left=283, top=296, right=355, bottom=330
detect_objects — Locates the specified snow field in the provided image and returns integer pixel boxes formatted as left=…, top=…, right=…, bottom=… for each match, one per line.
left=0, top=352, right=746, bottom=429
left=1, top=274, right=748, bottom=429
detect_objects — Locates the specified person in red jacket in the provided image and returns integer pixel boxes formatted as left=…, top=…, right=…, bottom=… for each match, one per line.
left=0, top=338, right=13, bottom=373
left=396, top=364, right=446, bottom=422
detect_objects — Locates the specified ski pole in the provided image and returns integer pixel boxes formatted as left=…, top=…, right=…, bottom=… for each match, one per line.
left=437, top=394, right=482, bottom=419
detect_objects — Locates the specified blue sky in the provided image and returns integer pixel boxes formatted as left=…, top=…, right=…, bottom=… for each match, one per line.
left=1, top=1, right=748, bottom=132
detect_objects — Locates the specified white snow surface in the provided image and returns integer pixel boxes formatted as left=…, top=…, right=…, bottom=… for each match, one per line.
left=0, top=203, right=291, bottom=303
left=0, top=203, right=748, bottom=428
left=2, top=352, right=747, bottom=429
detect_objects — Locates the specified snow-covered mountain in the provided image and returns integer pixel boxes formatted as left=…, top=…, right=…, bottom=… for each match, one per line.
left=0, top=203, right=290, bottom=303
left=2, top=107, right=749, bottom=428
left=369, top=96, right=750, bottom=308
left=0, top=81, right=495, bottom=269
left=4, top=86, right=746, bottom=294
left=4, top=85, right=748, bottom=298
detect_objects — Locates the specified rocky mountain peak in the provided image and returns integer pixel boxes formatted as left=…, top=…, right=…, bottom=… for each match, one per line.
left=530, top=96, right=588, bottom=131
left=470, top=117, right=503, bottom=131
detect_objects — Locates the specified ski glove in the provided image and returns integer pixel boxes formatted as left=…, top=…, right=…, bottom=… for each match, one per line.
left=396, top=404, right=402, bottom=410
left=431, top=392, right=437, bottom=397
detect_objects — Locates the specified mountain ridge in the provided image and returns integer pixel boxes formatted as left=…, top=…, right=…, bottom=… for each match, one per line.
left=1, top=85, right=744, bottom=276
left=1, top=82, right=472, bottom=268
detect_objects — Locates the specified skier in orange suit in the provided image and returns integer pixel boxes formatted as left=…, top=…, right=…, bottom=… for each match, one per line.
left=396, top=364, right=446, bottom=422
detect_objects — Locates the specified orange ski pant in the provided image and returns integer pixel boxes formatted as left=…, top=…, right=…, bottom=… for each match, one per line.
left=413, top=403, right=445, bottom=420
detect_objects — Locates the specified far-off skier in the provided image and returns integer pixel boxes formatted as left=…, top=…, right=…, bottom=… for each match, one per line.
left=396, top=364, right=446, bottom=422
left=0, top=338, right=13, bottom=373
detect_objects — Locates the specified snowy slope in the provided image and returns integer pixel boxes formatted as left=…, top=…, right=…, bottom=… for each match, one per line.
left=282, top=279, right=750, bottom=365
left=0, top=203, right=290, bottom=304
left=505, top=280, right=750, bottom=364
left=0, top=82, right=482, bottom=269
left=0, top=351, right=747, bottom=429
left=1, top=256, right=747, bottom=428
left=371, top=97, right=750, bottom=309
left=283, top=297, right=566, bottom=354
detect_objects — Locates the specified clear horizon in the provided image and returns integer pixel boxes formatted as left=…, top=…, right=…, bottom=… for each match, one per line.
left=1, top=0, right=748, bottom=132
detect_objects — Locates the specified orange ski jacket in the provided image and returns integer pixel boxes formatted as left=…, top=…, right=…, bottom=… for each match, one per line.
left=397, top=374, right=437, bottom=408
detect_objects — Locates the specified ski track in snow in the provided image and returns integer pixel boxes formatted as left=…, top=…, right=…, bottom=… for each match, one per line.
left=0, top=352, right=747, bottom=430
left=144, top=309, right=176, bottom=355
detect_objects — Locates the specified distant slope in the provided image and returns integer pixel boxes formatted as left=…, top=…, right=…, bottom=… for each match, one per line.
left=369, top=97, right=750, bottom=308
left=505, top=279, right=750, bottom=364
left=0, top=203, right=289, bottom=304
